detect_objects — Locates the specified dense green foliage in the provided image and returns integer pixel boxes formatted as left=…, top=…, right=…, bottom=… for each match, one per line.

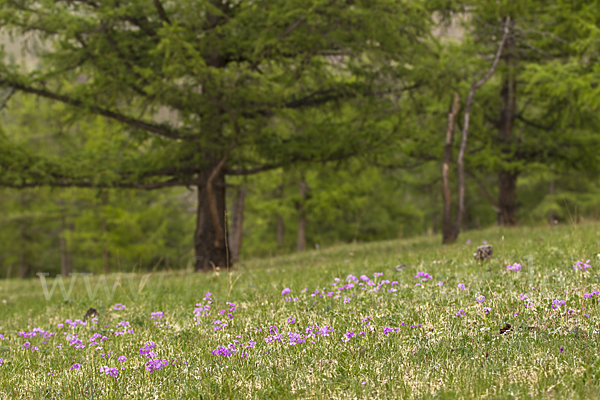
left=1, top=223, right=600, bottom=398
left=0, top=0, right=599, bottom=275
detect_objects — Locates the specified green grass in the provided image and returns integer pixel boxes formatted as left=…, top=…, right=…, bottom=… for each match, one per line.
left=1, top=222, right=600, bottom=399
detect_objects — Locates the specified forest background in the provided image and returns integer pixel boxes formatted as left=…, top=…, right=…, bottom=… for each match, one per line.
left=0, top=0, right=598, bottom=279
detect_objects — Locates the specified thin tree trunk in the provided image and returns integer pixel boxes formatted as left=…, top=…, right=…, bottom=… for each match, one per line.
left=18, top=220, right=28, bottom=279
left=101, top=191, right=110, bottom=275
left=277, top=216, right=285, bottom=246
left=497, top=19, right=518, bottom=226
left=59, top=209, right=72, bottom=277
left=276, top=183, right=285, bottom=246
left=549, top=180, right=557, bottom=224
left=442, top=92, right=460, bottom=244
left=195, top=168, right=229, bottom=271
left=297, top=173, right=307, bottom=253
left=228, top=185, right=246, bottom=264
left=455, top=17, right=511, bottom=236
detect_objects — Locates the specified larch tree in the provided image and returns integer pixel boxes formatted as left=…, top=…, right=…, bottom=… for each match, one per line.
left=0, top=0, right=432, bottom=270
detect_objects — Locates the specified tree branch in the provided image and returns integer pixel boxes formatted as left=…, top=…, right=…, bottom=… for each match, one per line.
left=1, top=178, right=194, bottom=190
left=153, top=0, right=171, bottom=25
left=466, top=171, right=501, bottom=212
left=0, top=80, right=183, bottom=139
left=454, top=16, right=510, bottom=234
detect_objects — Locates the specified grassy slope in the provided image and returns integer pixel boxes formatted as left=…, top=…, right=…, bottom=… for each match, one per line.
left=1, top=222, right=600, bottom=399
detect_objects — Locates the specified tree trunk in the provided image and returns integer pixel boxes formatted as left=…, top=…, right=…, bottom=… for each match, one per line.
left=456, top=18, right=511, bottom=237
left=276, top=183, right=285, bottom=246
left=59, top=211, right=72, bottom=277
left=101, top=191, right=110, bottom=274
left=497, top=23, right=518, bottom=226
left=277, top=216, right=285, bottom=246
left=549, top=180, right=557, bottom=224
left=296, top=173, right=307, bottom=253
left=228, top=185, right=246, bottom=265
left=442, top=92, right=460, bottom=243
left=18, top=221, right=28, bottom=279
left=195, top=169, right=229, bottom=270
left=498, top=171, right=518, bottom=225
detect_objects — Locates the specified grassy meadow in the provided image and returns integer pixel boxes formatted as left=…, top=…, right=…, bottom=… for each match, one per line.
left=1, top=222, right=600, bottom=399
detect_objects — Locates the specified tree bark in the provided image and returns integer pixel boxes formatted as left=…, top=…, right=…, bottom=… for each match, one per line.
left=101, top=191, right=110, bottom=274
left=296, top=173, right=307, bottom=253
left=228, top=185, right=246, bottom=265
left=18, top=220, right=29, bottom=279
left=442, top=92, right=460, bottom=244
left=549, top=180, right=557, bottom=224
left=497, top=20, right=518, bottom=226
left=195, top=168, right=229, bottom=270
left=59, top=210, right=72, bottom=277
left=455, top=17, right=511, bottom=236
left=276, top=183, right=285, bottom=246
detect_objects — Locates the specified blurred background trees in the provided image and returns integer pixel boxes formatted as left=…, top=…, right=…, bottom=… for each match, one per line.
left=0, top=0, right=599, bottom=277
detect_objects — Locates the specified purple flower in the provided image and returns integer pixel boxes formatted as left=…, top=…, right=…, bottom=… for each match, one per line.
left=361, top=317, right=372, bottom=327
left=456, top=310, right=465, bottom=317
left=269, top=326, right=278, bottom=335
left=150, top=311, right=164, bottom=320
left=551, top=300, right=566, bottom=310
left=483, top=307, right=491, bottom=315
left=437, top=281, right=443, bottom=286
left=573, top=260, right=592, bottom=271
left=0, top=358, right=3, bottom=366
left=118, top=356, right=127, bottom=363
left=281, top=288, right=291, bottom=296
left=70, top=363, right=82, bottom=371
left=414, top=272, right=433, bottom=281
left=560, top=347, right=564, bottom=353
left=343, top=297, right=351, bottom=303
left=212, top=346, right=234, bottom=357
left=506, top=263, right=522, bottom=272
left=466, top=239, right=471, bottom=245
left=476, top=295, right=486, bottom=303
left=457, top=283, right=466, bottom=290
left=113, top=303, right=126, bottom=311
left=287, top=317, right=296, bottom=324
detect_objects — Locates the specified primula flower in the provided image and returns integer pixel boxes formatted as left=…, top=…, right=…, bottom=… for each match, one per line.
left=150, top=312, right=164, bottom=320
left=281, top=288, right=291, bottom=296
left=287, top=317, right=296, bottom=324
left=118, top=356, right=127, bottom=363
left=437, top=281, right=443, bottom=286
left=483, top=307, right=491, bottom=315
left=506, top=263, right=522, bottom=272
left=573, top=260, right=592, bottom=271
left=456, top=310, right=466, bottom=317
left=0, top=358, right=3, bottom=366
left=414, top=272, right=432, bottom=281
left=457, top=283, right=466, bottom=290
left=552, top=300, right=566, bottom=310
left=476, top=295, right=486, bottom=303
left=113, top=304, right=126, bottom=311
left=70, top=363, right=82, bottom=371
